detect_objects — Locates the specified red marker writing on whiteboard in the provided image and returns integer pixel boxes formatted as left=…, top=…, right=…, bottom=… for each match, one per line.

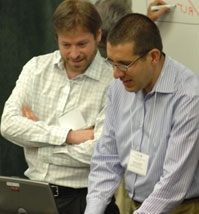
left=151, top=4, right=176, bottom=11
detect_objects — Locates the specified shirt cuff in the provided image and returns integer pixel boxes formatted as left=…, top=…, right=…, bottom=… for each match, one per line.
left=48, top=126, right=71, bottom=146
left=84, top=198, right=106, bottom=214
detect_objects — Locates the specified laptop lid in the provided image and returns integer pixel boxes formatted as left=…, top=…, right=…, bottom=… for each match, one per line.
left=0, top=176, right=58, bottom=214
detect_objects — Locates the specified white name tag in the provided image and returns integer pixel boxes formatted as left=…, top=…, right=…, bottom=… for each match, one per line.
left=127, top=150, right=149, bottom=176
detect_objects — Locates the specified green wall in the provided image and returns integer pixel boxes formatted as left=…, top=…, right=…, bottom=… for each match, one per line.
left=0, top=0, right=62, bottom=177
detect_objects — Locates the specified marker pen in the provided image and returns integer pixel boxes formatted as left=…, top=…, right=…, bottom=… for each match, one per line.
left=151, top=4, right=176, bottom=11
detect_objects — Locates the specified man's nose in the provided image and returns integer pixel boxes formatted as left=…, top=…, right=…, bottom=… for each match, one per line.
left=113, top=66, right=125, bottom=79
left=70, top=46, right=80, bottom=58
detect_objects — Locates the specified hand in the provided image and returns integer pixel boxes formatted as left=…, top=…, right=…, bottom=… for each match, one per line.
left=22, top=105, right=37, bottom=121
left=66, top=128, right=94, bottom=145
left=147, top=0, right=169, bottom=21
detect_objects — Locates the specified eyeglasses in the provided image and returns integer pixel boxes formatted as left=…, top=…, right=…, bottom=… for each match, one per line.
left=105, top=50, right=150, bottom=72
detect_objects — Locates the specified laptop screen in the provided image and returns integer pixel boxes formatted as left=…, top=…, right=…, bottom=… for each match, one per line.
left=0, top=176, right=58, bottom=214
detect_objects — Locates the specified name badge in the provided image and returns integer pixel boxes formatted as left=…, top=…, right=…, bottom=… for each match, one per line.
left=127, top=150, right=149, bottom=176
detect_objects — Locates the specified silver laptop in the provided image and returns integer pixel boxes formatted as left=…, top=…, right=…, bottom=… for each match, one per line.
left=0, top=176, right=58, bottom=214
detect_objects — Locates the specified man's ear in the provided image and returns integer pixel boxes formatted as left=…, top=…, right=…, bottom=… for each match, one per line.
left=96, top=28, right=102, bottom=42
left=149, top=48, right=162, bottom=64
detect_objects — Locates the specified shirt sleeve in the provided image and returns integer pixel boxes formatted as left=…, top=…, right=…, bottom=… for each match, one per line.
left=85, top=88, right=124, bottom=213
left=84, top=198, right=107, bottom=214
left=1, top=60, right=69, bottom=148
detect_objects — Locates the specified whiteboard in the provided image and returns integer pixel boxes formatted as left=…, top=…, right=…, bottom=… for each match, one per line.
left=132, top=0, right=199, bottom=72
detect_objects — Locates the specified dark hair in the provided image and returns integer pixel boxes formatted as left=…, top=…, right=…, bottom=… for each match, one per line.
left=53, top=0, right=102, bottom=38
left=107, top=13, right=163, bottom=55
left=95, top=0, right=131, bottom=57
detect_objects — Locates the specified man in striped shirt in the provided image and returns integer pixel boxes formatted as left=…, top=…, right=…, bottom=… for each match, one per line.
left=85, top=13, right=199, bottom=214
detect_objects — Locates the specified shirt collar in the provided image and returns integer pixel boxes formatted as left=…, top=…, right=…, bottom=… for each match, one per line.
left=153, top=55, right=175, bottom=94
left=83, top=51, right=104, bottom=80
left=53, top=50, right=104, bottom=81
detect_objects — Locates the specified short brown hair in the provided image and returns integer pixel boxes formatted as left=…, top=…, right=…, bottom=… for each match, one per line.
left=53, top=0, right=102, bottom=37
left=107, top=13, right=163, bottom=55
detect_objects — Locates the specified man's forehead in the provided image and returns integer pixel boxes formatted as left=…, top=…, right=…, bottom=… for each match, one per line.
left=58, top=28, right=93, bottom=40
left=61, top=25, right=92, bottom=34
left=107, top=42, right=134, bottom=60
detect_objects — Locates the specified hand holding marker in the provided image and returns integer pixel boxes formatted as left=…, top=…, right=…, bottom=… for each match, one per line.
left=151, top=4, right=176, bottom=11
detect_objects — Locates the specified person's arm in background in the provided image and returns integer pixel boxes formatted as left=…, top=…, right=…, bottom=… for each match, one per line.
left=147, top=0, right=169, bottom=21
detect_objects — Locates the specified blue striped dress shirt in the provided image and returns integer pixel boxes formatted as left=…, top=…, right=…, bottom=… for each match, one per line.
left=85, top=55, right=199, bottom=214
